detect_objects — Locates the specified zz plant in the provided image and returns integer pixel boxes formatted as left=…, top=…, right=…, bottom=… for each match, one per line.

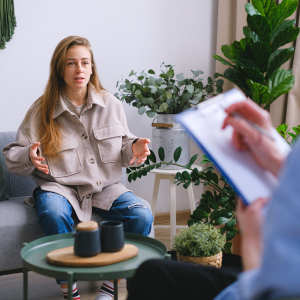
left=115, top=63, right=224, bottom=118
left=126, top=147, right=237, bottom=253
left=214, top=0, right=300, bottom=109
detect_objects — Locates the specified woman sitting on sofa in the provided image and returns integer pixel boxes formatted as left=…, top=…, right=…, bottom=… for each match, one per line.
left=3, top=36, right=153, bottom=300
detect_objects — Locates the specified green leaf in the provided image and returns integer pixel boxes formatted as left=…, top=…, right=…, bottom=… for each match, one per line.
left=266, top=69, right=295, bottom=108
left=146, top=110, right=156, bottom=118
left=176, top=73, right=185, bottom=81
left=182, top=171, right=191, bottom=181
left=266, top=47, right=295, bottom=80
left=207, top=77, right=213, bottom=85
left=222, top=68, right=250, bottom=97
left=192, top=209, right=209, bottom=220
left=138, top=107, right=146, bottom=115
left=165, top=91, right=172, bottom=99
left=247, top=14, right=272, bottom=43
left=219, top=227, right=226, bottom=235
left=270, top=0, right=298, bottom=31
left=271, top=19, right=296, bottom=41
left=245, top=3, right=261, bottom=16
left=215, top=217, right=228, bottom=225
left=129, top=70, right=135, bottom=76
left=246, top=80, right=271, bottom=104
left=149, top=85, right=157, bottom=94
left=210, top=210, right=222, bottom=221
left=243, top=27, right=260, bottom=43
left=166, top=68, right=175, bottom=78
left=159, top=102, right=168, bottom=112
left=225, top=219, right=236, bottom=231
left=128, top=173, right=132, bottom=183
left=159, top=84, right=168, bottom=89
left=191, top=70, right=203, bottom=77
left=132, top=172, right=138, bottom=181
left=271, top=26, right=300, bottom=52
left=158, top=147, right=165, bottom=161
left=219, top=197, right=229, bottom=206
left=198, top=204, right=211, bottom=214
left=173, top=147, right=182, bottom=162
left=212, top=173, right=219, bottom=185
left=189, top=154, right=198, bottom=166
left=148, top=69, right=155, bottom=74
left=238, top=66, right=265, bottom=85
left=243, top=42, right=271, bottom=73
left=187, top=219, right=198, bottom=227
left=207, top=198, right=218, bottom=210
left=226, top=228, right=238, bottom=241
left=251, top=0, right=276, bottom=19
left=213, top=55, right=234, bottom=67
left=186, top=85, right=194, bottom=94
left=149, top=150, right=156, bottom=163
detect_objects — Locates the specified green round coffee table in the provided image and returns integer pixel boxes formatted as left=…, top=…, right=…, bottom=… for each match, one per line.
left=21, top=232, right=168, bottom=300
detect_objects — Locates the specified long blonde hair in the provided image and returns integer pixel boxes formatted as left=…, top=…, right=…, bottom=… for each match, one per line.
left=26, top=36, right=105, bottom=160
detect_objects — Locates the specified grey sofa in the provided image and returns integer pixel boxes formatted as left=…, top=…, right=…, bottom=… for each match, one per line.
left=0, top=131, right=153, bottom=275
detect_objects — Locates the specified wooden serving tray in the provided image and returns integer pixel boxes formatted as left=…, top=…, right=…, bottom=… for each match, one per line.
left=47, top=244, right=138, bottom=267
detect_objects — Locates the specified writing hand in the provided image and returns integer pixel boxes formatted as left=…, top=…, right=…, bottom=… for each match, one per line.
left=29, top=142, right=49, bottom=174
left=130, top=138, right=151, bottom=164
left=222, top=100, right=286, bottom=176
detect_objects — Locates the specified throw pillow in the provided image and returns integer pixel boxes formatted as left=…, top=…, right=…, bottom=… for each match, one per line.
left=0, top=154, right=9, bottom=201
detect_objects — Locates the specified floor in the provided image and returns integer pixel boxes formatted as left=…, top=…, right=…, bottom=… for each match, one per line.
left=0, top=211, right=190, bottom=300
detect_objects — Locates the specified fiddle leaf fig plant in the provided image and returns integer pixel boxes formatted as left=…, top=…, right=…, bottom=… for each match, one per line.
left=115, top=63, right=224, bottom=118
left=214, top=0, right=300, bottom=109
left=126, top=146, right=237, bottom=253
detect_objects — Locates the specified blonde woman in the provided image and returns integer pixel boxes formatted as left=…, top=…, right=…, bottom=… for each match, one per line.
left=3, top=36, right=153, bottom=300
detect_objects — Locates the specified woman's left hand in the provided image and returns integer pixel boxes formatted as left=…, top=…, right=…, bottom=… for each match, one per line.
left=130, top=138, right=151, bottom=164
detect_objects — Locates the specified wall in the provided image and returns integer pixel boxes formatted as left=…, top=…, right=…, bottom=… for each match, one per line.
left=0, top=0, right=218, bottom=213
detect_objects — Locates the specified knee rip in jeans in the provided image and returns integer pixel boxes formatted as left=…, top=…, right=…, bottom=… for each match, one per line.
left=128, top=203, right=147, bottom=210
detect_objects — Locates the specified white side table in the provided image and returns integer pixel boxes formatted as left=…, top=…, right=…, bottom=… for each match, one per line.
left=150, top=165, right=203, bottom=248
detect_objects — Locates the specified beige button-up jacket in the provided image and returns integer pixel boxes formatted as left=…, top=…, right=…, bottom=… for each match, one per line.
left=3, top=84, right=141, bottom=221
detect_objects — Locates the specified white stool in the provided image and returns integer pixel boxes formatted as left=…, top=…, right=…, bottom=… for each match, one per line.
left=150, top=165, right=202, bottom=248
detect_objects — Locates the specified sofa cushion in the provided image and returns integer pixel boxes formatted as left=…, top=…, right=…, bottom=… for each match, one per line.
left=0, top=154, right=9, bottom=201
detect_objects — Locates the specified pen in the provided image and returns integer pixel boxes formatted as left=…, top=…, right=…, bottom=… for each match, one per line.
left=230, top=112, right=275, bottom=141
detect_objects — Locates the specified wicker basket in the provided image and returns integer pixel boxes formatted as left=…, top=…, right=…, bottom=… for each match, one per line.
left=177, top=251, right=223, bottom=268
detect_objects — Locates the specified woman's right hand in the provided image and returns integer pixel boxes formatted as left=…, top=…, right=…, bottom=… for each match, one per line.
left=29, top=142, right=49, bottom=174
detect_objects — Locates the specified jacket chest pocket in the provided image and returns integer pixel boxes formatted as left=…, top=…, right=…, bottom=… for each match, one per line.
left=48, top=137, right=82, bottom=177
left=94, top=125, right=125, bottom=163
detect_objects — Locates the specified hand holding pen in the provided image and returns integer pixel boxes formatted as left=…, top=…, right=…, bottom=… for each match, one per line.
left=222, top=99, right=286, bottom=177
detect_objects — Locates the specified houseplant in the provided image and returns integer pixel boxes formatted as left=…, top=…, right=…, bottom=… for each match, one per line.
left=116, top=63, right=224, bottom=168
left=213, top=0, right=300, bottom=109
left=115, top=63, right=223, bottom=118
left=126, top=146, right=237, bottom=253
left=173, top=222, right=226, bottom=268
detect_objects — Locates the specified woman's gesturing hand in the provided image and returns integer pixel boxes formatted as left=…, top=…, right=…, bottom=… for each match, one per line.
left=222, top=99, right=286, bottom=177
left=130, top=138, right=151, bottom=164
left=29, top=142, right=49, bottom=174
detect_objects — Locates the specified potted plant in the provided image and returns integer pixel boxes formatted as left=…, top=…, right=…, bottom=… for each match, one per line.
left=126, top=146, right=237, bottom=253
left=115, top=63, right=224, bottom=168
left=213, top=0, right=300, bottom=110
left=173, top=222, right=226, bottom=268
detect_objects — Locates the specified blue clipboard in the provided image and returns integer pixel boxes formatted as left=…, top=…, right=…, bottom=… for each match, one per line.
left=175, top=89, right=291, bottom=205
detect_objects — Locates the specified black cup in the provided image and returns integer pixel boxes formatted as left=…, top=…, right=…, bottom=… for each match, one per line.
left=100, top=221, right=125, bottom=252
left=73, top=227, right=101, bottom=257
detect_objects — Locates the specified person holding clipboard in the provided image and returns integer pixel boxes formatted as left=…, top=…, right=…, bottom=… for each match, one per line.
left=127, top=98, right=299, bottom=300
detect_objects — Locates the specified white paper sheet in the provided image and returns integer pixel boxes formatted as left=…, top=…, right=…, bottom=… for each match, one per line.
left=176, top=89, right=291, bottom=205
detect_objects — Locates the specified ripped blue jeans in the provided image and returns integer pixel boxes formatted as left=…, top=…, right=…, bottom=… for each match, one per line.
left=34, top=188, right=153, bottom=237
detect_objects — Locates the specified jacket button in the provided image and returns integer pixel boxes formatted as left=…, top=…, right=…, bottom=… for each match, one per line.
left=86, top=194, right=91, bottom=199
left=81, top=134, right=87, bottom=140
left=96, top=181, right=101, bottom=186
left=89, top=158, right=95, bottom=164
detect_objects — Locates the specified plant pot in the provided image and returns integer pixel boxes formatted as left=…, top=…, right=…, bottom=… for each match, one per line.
left=177, top=251, right=223, bottom=268
left=152, top=114, right=190, bottom=169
